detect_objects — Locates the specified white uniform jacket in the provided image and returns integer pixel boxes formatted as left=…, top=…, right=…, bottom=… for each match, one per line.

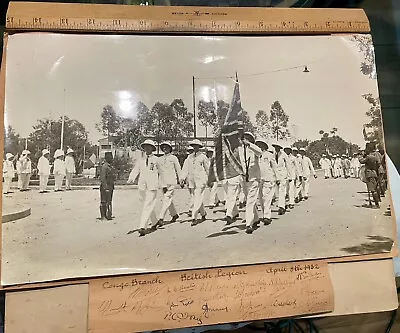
left=158, top=153, right=181, bottom=187
left=302, top=156, right=315, bottom=177
left=3, top=160, right=15, bottom=178
left=19, top=157, right=32, bottom=174
left=286, top=154, right=298, bottom=180
left=38, top=156, right=51, bottom=176
left=128, top=154, right=160, bottom=191
left=238, top=142, right=262, bottom=181
left=180, top=152, right=209, bottom=188
left=275, top=151, right=289, bottom=181
left=65, top=156, right=76, bottom=174
left=53, top=159, right=66, bottom=176
left=259, top=151, right=277, bottom=182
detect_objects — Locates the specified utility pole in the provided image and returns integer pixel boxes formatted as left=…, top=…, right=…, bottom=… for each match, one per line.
left=192, top=76, right=196, bottom=138
left=61, top=88, right=66, bottom=149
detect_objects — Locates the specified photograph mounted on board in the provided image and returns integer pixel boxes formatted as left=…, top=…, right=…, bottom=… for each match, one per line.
left=1, top=33, right=394, bottom=285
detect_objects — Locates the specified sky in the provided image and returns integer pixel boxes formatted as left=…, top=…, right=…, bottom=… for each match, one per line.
left=4, top=33, right=379, bottom=147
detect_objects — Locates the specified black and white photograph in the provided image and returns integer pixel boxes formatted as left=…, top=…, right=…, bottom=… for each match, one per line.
left=1, top=33, right=394, bottom=285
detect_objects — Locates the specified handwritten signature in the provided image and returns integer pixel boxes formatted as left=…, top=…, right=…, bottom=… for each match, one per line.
left=164, top=312, right=203, bottom=325
left=201, top=302, right=229, bottom=318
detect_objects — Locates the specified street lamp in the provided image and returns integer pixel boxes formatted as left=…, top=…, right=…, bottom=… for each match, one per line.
left=303, top=66, right=310, bottom=73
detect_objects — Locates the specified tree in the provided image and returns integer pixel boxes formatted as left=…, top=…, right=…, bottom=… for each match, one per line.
left=256, top=110, right=270, bottom=139
left=197, top=100, right=216, bottom=140
left=96, top=105, right=121, bottom=139
left=292, top=139, right=310, bottom=150
left=362, top=93, right=383, bottom=144
left=138, top=99, right=194, bottom=151
left=28, top=116, right=94, bottom=171
left=352, top=35, right=376, bottom=79
left=4, top=125, right=24, bottom=155
left=269, top=101, right=290, bottom=141
left=170, top=98, right=194, bottom=152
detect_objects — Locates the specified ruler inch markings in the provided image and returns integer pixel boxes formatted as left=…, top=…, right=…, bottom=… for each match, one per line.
left=6, top=1, right=370, bottom=34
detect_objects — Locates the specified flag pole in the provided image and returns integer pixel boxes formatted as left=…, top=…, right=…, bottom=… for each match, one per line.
left=192, top=76, right=197, bottom=138
left=61, top=88, right=66, bottom=149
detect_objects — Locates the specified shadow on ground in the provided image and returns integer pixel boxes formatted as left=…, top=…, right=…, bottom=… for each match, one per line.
left=341, top=235, right=394, bottom=255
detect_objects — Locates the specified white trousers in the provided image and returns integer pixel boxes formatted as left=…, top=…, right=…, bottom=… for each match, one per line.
left=209, top=182, right=221, bottom=206
left=245, top=179, right=260, bottom=227
left=139, top=189, right=158, bottom=229
left=277, top=179, right=287, bottom=209
left=20, top=173, right=31, bottom=190
left=159, top=185, right=178, bottom=220
left=65, top=172, right=73, bottom=189
left=323, top=169, right=330, bottom=178
left=188, top=188, right=194, bottom=211
left=225, top=180, right=240, bottom=218
left=334, top=167, right=340, bottom=178
left=192, top=186, right=206, bottom=220
left=39, top=175, right=49, bottom=192
left=353, top=167, right=360, bottom=178
left=287, top=179, right=295, bottom=205
left=259, top=180, right=275, bottom=219
left=295, top=178, right=302, bottom=198
left=238, top=180, right=247, bottom=204
left=54, top=174, right=65, bottom=191
left=302, top=176, right=310, bottom=197
left=17, top=174, right=22, bottom=189
left=3, top=177, right=12, bottom=193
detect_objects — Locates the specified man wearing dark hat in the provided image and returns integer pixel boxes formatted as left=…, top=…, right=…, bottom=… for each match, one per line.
left=359, top=142, right=381, bottom=208
left=157, top=141, right=181, bottom=226
left=99, top=151, right=115, bottom=221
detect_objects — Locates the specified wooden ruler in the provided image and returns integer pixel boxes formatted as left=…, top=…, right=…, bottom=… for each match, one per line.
left=6, top=1, right=370, bottom=34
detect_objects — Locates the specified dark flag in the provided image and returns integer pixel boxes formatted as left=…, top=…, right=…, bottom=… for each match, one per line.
left=208, top=80, right=244, bottom=183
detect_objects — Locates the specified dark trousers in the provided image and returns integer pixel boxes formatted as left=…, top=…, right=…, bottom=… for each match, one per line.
left=100, top=185, right=114, bottom=219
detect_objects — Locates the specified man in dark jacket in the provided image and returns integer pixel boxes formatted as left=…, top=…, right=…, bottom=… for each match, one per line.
left=99, top=152, right=115, bottom=220
left=359, top=142, right=380, bottom=208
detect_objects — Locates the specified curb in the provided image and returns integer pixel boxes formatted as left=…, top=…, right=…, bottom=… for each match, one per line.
left=2, top=208, right=31, bottom=223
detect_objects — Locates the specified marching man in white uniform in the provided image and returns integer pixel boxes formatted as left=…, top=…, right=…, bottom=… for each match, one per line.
left=238, top=132, right=262, bottom=234
left=128, top=139, right=160, bottom=237
left=300, top=148, right=317, bottom=199
left=256, top=139, right=277, bottom=225
left=19, top=150, right=32, bottom=191
left=292, top=147, right=303, bottom=203
left=53, top=149, right=66, bottom=191
left=3, top=153, right=15, bottom=194
left=181, top=146, right=195, bottom=215
left=37, top=149, right=51, bottom=193
left=350, top=153, right=361, bottom=178
left=319, top=154, right=331, bottom=179
left=333, top=155, right=342, bottom=178
left=283, top=146, right=297, bottom=210
left=273, top=142, right=290, bottom=215
left=157, top=141, right=181, bottom=226
left=180, top=139, right=209, bottom=226
left=65, top=148, right=76, bottom=190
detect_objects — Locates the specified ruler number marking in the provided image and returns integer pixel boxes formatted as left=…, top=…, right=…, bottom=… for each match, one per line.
left=60, top=17, right=68, bottom=25
left=6, top=16, right=14, bottom=25
left=33, top=17, right=42, bottom=25
left=87, top=18, right=95, bottom=25
left=112, top=19, right=121, bottom=26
